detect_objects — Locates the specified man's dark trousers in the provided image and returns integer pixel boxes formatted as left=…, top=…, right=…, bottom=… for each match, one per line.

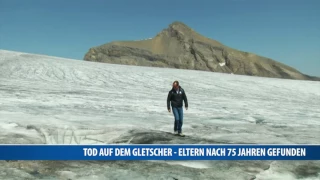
left=172, top=107, right=183, bottom=133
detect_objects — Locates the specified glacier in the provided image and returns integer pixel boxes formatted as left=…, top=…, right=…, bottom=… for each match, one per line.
left=0, top=49, right=319, bottom=180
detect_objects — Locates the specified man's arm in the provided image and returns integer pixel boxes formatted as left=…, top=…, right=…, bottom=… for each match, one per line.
left=183, top=90, right=188, bottom=109
left=167, top=91, right=172, bottom=111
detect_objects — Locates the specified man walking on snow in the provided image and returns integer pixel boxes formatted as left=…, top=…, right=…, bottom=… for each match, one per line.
left=167, top=80, right=188, bottom=136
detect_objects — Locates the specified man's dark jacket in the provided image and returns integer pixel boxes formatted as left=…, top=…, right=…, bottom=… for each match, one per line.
left=167, top=86, right=188, bottom=110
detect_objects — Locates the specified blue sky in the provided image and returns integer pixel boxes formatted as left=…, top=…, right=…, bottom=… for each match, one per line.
left=1, top=0, right=319, bottom=76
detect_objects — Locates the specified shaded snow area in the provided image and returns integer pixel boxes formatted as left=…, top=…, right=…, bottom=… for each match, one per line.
left=0, top=49, right=319, bottom=180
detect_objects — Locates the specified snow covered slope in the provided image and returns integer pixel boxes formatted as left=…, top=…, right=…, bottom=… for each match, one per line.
left=0, top=49, right=319, bottom=180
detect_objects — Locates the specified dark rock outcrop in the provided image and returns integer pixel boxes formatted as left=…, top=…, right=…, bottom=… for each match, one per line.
left=84, top=21, right=319, bottom=80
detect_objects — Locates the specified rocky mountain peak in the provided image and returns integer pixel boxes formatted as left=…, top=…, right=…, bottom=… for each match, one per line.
left=156, top=21, right=193, bottom=39
left=169, top=21, right=193, bottom=31
left=84, top=21, right=319, bottom=81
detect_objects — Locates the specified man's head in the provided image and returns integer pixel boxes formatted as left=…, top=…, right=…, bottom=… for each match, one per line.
left=173, top=80, right=179, bottom=90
